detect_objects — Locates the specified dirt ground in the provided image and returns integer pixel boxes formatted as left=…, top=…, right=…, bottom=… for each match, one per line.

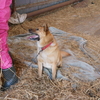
left=0, top=0, right=100, bottom=100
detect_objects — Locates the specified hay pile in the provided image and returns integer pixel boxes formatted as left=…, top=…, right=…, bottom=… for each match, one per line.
left=0, top=0, right=100, bottom=100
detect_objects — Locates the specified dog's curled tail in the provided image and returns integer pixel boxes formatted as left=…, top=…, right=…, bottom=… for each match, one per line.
left=61, top=51, right=71, bottom=58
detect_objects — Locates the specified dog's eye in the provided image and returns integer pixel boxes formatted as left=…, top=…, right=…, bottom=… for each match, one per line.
left=36, top=28, right=39, bottom=31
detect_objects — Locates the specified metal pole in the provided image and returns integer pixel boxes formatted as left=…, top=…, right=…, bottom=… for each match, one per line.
left=27, top=0, right=80, bottom=17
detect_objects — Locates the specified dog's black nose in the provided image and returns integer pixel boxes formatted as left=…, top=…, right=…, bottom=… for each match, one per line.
left=29, top=29, right=32, bottom=32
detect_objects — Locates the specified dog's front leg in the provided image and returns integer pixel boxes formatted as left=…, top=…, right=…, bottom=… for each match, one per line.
left=52, top=63, right=57, bottom=80
left=38, top=62, right=43, bottom=78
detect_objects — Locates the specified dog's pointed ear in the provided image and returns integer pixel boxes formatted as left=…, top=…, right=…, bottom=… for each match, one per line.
left=43, top=24, right=49, bottom=32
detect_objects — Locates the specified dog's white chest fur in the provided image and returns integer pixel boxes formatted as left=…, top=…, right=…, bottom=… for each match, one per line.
left=40, top=51, right=52, bottom=69
left=37, top=42, right=52, bottom=69
left=43, top=62, right=52, bottom=69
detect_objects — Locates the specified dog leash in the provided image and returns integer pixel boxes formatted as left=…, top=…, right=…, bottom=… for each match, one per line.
left=32, top=42, right=53, bottom=64
left=14, top=13, right=53, bottom=79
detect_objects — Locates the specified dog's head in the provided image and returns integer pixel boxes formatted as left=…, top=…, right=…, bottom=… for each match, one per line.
left=28, top=24, right=50, bottom=41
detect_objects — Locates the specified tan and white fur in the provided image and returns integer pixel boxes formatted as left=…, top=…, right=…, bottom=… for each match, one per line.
left=28, top=24, right=70, bottom=79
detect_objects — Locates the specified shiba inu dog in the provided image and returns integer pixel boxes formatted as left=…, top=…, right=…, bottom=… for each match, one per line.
left=28, top=24, right=70, bottom=79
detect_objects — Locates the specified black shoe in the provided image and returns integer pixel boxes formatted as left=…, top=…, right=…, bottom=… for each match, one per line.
left=1, top=66, right=18, bottom=91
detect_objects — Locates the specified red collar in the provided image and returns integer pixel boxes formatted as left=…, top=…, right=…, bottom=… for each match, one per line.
left=35, top=42, right=53, bottom=59
left=41, top=42, right=52, bottom=51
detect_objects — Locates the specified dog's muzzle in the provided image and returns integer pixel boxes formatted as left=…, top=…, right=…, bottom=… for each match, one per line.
left=28, top=29, right=40, bottom=41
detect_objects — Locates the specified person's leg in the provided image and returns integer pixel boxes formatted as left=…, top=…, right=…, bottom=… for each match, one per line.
left=0, top=30, right=12, bottom=69
left=0, top=0, right=18, bottom=91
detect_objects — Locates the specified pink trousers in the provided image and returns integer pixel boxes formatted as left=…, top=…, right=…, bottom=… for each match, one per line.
left=0, top=0, right=12, bottom=69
